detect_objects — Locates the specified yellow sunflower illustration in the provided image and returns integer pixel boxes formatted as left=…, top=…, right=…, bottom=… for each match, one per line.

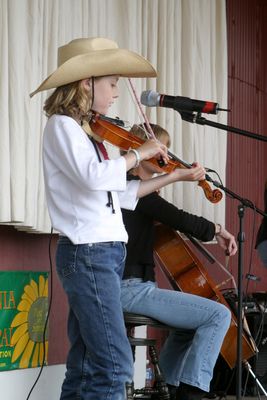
left=10, top=275, right=49, bottom=369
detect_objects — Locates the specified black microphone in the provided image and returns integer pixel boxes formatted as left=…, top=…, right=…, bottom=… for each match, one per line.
left=141, top=90, right=228, bottom=115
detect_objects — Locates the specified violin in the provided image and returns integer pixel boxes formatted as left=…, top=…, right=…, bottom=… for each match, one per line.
left=88, top=112, right=222, bottom=204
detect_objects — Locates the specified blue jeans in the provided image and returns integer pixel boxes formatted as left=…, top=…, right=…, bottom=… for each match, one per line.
left=121, top=279, right=231, bottom=392
left=56, top=237, right=133, bottom=400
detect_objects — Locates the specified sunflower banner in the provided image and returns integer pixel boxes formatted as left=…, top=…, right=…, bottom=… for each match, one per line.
left=0, top=271, right=49, bottom=371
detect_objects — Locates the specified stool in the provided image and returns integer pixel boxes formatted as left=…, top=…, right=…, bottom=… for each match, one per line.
left=124, top=312, right=171, bottom=400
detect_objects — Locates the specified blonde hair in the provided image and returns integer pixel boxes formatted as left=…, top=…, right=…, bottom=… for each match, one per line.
left=43, top=79, right=94, bottom=119
left=130, top=123, right=171, bottom=148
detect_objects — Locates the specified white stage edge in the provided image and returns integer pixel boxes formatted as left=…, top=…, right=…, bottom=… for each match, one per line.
left=0, top=326, right=146, bottom=400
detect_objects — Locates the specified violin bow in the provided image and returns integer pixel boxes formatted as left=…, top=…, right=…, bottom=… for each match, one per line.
left=127, top=79, right=222, bottom=203
left=128, top=78, right=157, bottom=140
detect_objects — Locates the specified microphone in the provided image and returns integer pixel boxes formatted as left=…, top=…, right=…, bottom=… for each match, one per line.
left=141, top=90, right=229, bottom=115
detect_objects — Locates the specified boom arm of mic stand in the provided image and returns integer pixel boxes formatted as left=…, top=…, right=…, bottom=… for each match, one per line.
left=206, top=178, right=267, bottom=218
left=178, top=111, right=267, bottom=142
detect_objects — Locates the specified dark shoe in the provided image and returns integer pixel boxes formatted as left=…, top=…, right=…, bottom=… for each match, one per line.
left=202, top=392, right=217, bottom=399
left=175, top=383, right=207, bottom=400
left=167, top=384, right=178, bottom=400
left=151, top=384, right=176, bottom=400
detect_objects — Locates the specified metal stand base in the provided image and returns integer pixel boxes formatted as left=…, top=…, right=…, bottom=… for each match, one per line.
left=245, top=362, right=267, bottom=397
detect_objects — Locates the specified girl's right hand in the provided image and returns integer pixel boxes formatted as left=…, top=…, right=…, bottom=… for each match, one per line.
left=138, top=139, right=169, bottom=164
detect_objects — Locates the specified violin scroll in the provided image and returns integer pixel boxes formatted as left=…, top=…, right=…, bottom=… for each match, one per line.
left=198, top=180, right=223, bottom=204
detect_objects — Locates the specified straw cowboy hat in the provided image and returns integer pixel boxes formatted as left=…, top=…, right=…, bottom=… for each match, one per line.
left=30, top=37, right=157, bottom=97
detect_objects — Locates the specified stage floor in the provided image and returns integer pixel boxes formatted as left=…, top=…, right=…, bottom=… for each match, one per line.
left=205, top=396, right=266, bottom=400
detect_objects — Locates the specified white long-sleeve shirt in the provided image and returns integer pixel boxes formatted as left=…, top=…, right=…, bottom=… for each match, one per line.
left=43, top=114, right=140, bottom=244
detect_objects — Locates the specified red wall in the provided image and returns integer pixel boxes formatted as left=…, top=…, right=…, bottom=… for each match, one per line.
left=222, top=0, right=267, bottom=293
left=0, top=226, right=68, bottom=364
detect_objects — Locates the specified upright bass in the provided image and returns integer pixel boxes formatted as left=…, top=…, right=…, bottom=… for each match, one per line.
left=153, top=224, right=257, bottom=369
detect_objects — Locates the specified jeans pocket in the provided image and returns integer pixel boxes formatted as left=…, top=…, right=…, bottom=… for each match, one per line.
left=56, top=242, right=78, bottom=278
left=61, top=264, right=76, bottom=277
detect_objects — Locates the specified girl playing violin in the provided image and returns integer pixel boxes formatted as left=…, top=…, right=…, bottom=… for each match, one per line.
left=121, top=123, right=237, bottom=400
left=31, top=37, right=208, bottom=400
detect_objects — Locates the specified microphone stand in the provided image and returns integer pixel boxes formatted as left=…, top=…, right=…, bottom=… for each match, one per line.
left=209, top=180, right=266, bottom=399
left=179, top=111, right=267, bottom=142
left=178, top=110, right=267, bottom=400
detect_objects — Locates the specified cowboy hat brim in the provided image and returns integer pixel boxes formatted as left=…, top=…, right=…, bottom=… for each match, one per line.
left=30, top=49, right=157, bottom=97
